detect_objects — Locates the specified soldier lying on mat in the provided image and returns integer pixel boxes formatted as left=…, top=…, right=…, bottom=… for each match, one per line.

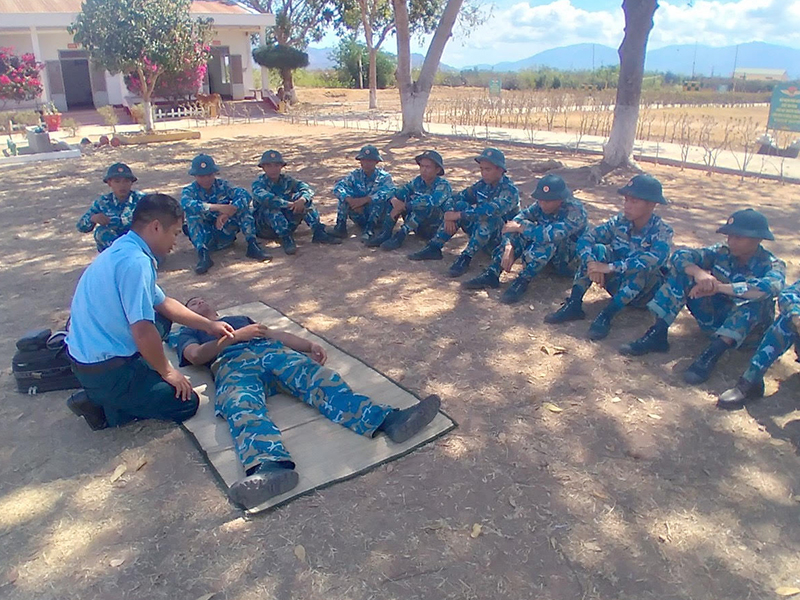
left=177, top=297, right=441, bottom=509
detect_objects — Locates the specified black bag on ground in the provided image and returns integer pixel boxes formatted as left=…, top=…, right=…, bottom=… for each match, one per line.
left=12, top=329, right=81, bottom=394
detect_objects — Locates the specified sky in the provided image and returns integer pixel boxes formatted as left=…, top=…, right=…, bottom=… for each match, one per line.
left=309, top=0, right=800, bottom=68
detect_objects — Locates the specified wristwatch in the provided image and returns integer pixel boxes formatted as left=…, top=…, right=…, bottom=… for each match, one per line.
left=732, top=282, right=748, bottom=297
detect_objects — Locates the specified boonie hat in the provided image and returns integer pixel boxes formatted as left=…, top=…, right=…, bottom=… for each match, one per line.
left=474, top=147, right=506, bottom=171
left=532, top=173, right=571, bottom=201
left=103, top=162, right=137, bottom=183
left=415, top=150, right=445, bottom=175
left=716, top=208, right=774, bottom=240
left=189, top=154, right=220, bottom=176
left=355, top=145, right=382, bottom=161
left=258, top=150, right=286, bottom=166
left=617, top=174, right=667, bottom=205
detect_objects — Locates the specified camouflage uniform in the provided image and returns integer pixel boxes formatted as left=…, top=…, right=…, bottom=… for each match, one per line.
left=386, top=175, right=451, bottom=239
left=741, top=280, right=800, bottom=383
left=428, top=175, right=520, bottom=257
left=332, top=168, right=395, bottom=237
left=574, top=213, right=673, bottom=307
left=76, top=190, right=146, bottom=252
left=486, top=196, right=587, bottom=280
left=181, top=179, right=259, bottom=252
left=177, top=317, right=393, bottom=471
left=648, top=243, right=786, bottom=347
left=251, top=173, right=324, bottom=239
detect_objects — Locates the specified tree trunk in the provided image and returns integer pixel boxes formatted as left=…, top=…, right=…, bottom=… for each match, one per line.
left=280, top=68, right=297, bottom=104
left=368, top=47, right=378, bottom=109
left=601, top=0, right=658, bottom=170
left=138, top=66, right=157, bottom=133
left=393, top=0, right=463, bottom=136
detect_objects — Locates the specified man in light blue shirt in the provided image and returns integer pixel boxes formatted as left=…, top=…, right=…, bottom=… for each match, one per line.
left=66, top=193, right=235, bottom=430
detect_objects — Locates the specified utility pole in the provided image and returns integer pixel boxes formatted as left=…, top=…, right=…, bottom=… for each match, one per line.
left=731, top=43, right=739, bottom=92
left=691, top=40, right=697, bottom=79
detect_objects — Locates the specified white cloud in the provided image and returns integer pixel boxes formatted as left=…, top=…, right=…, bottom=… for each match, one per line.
left=442, top=0, right=800, bottom=67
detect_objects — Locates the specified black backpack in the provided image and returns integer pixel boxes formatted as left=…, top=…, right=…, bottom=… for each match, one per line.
left=12, top=328, right=81, bottom=394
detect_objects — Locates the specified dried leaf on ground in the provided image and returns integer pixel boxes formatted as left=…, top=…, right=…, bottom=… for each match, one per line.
left=134, top=457, right=148, bottom=471
left=294, top=545, right=307, bottom=563
left=648, top=413, right=662, bottom=420
left=776, top=588, right=800, bottom=597
left=470, top=523, right=483, bottom=538
left=543, top=402, right=563, bottom=413
left=584, top=541, right=602, bottom=552
left=5, top=568, right=18, bottom=585
left=195, top=594, right=216, bottom=600
left=423, top=519, right=448, bottom=532
left=540, top=345, right=566, bottom=356
left=109, top=558, right=125, bottom=567
left=110, top=465, right=127, bottom=482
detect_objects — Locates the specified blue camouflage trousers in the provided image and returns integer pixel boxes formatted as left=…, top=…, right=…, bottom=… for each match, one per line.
left=743, top=315, right=800, bottom=383
left=486, top=234, right=578, bottom=280
left=94, top=224, right=129, bottom=252
left=212, top=339, right=393, bottom=472
left=573, top=244, right=665, bottom=307
left=647, top=267, right=774, bottom=347
left=254, top=205, right=322, bottom=239
left=336, top=198, right=390, bottom=236
left=429, top=217, right=503, bottom=258
left=185, top=210, right=257, bottom=253
left=381, top=205, right=443, bottom=239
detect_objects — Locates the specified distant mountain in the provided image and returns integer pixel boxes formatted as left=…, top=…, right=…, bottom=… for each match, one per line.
left=305, top=46, right=456, bottom=72
left=466, top=41, right=800, bottom=79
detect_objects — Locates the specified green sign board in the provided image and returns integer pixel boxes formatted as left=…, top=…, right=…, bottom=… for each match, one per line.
left=488, top=79, right=501, bottom=97
left=767, top=83, right=800, bottom=132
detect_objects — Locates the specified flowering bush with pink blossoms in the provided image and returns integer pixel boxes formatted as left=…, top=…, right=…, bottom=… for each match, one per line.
left=0, top=47, right=44, bottom=107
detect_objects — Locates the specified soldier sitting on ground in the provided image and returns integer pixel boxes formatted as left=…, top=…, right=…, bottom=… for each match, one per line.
left=181, top=154, right=271, bottom=274
left=621, top=208, right=785, bottom=386
left=462, top=174, right=587, bottom=305
left=76, top=163, right=145, bottom=252
left=408, top=147, right=520, bottom=279
left=331, top=145, right=395, bottom=243
left=718, top=279, right=800, bottom=409
left=178, top=296, right=442, bottom=509
left=545, top=174, right=673, bottom=340
left=372, top=150, right=452, bottom=251
left=251, top=150, right=341, bottom=255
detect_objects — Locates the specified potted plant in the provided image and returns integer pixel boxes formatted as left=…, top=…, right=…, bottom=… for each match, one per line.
left=42, top=102, right=61, bottom=132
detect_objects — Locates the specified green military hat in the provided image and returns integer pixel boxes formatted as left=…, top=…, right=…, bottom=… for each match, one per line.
left=474, top=147, right=506, bottom=171
left=716, top=208, right=774, bottom=240
left=355, top=145, right=383, bottom=161
left=103, top=162, right=137, bottom=183
left=415, top=149, right=445, bottom=175
left=617, top=174, right=667, bottom=204
left=189, top=154, right=220, bottom=176
left=532, top=173, right=571, bottom=201
left=258, top=149, right=286, bottom=166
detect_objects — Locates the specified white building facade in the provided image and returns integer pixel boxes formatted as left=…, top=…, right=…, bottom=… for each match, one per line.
left=0, top=0, right=274, bottom=111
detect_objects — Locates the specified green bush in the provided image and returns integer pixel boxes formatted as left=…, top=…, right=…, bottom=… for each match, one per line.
left=330, top=39, right=396, bottom=89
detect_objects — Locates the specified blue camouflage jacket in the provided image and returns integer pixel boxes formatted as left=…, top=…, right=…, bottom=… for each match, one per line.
left=778, top=280, right=800, bottom=318
left=512, top=196, right=587, bottom=245
left=181, top=178, right=251, bottom=218
left=76, top=190, right=145, bottom=233
left=252, top=173, right=313, bottom=211
left=672, top=243, right=786, bottom=299
left=394, top=175, right=452, bottom=211
left=449, top=175, right=520, bottom=222
left=578, top=213, right=673, bottom=274
left=332, top=168, right=394, bottom=204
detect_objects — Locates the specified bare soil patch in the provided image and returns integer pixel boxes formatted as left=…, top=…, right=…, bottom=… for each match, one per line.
left=0, top=121, right=799, bottom=600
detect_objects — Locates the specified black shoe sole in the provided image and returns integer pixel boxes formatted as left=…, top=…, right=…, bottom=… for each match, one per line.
left=67, top=391, right=108, bottom=430
left=228, top=469, right=300, bottom=509
left=544, top=312, right=586, bottom=324
left=619, top=343, right=670, bottom=356
left=386, top=395, right=441, bottom=444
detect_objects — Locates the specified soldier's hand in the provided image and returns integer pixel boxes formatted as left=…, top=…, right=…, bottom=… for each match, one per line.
left=391, top=197, right=405, bottom=211
left=235, top=323, right=271, bottom=342
left=90, top=213, right=111, bottom=226
left=501, top=243, right=515, bottom=272
left=309, top=342, right=327, bottom=365
left=290, top=199, right=305, bottom=214
left=502, top=221, right=523, bottom=234
left=691, top=270, right=717, bottom=295
left=688, top=281, right=719, bottom=299
left=444, top=210, right=461, bottom=222
left=206, top=320, right=235, bottom=339
left=444, top=220, right=457, bottom=235
left=164, top=368, right=194, bottom=401
left=215, top=214, right=229, bottom=229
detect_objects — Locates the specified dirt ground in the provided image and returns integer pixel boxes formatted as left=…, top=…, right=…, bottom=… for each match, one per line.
left=1, top=121, right=800, bottom=600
